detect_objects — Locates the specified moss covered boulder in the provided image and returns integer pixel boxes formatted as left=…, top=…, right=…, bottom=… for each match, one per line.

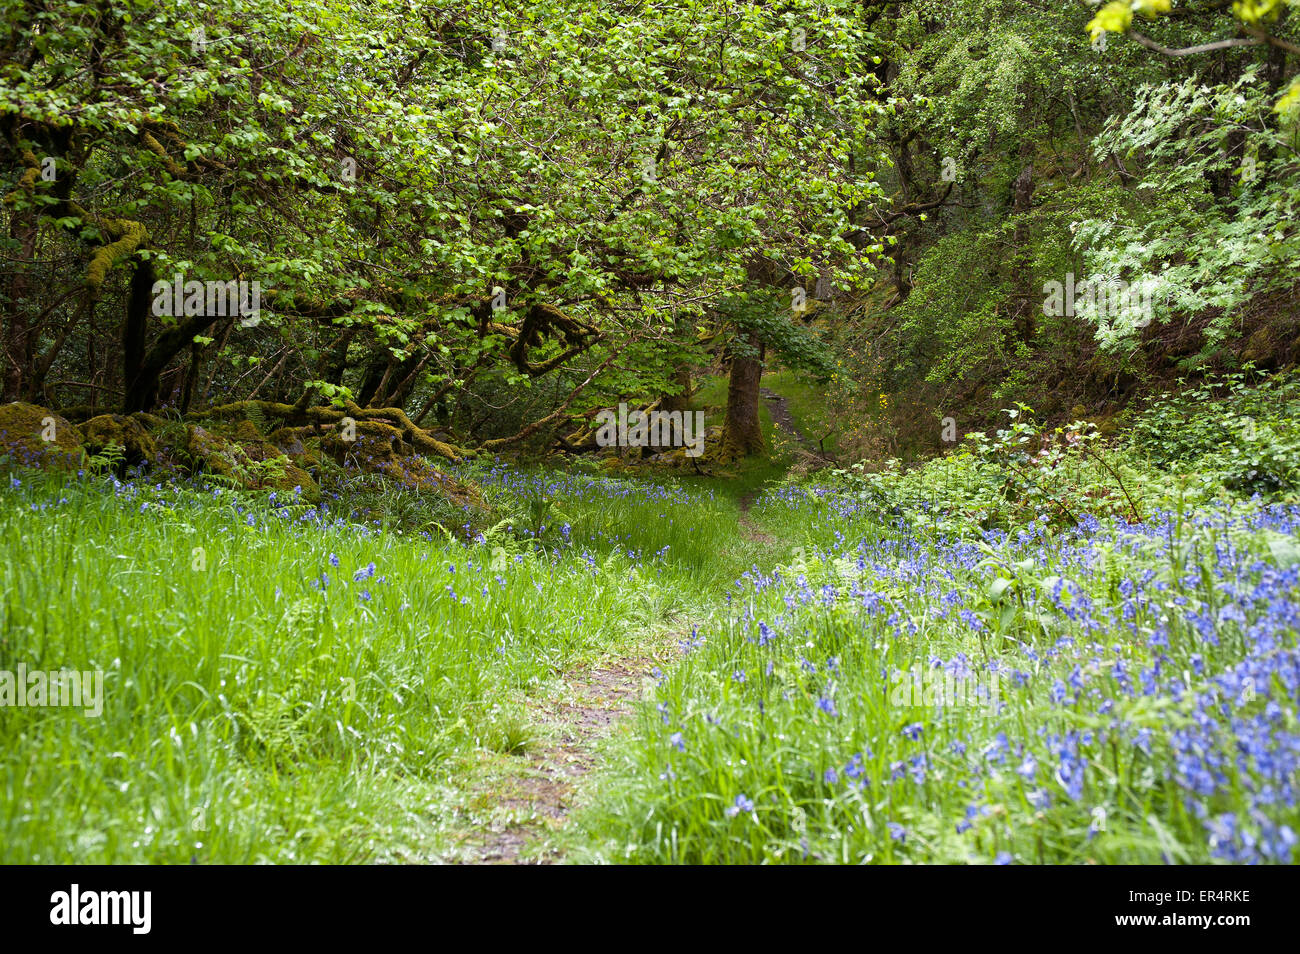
left=233, top=419, right=266, bottom=444
left=0, top=402, right=84, bottom=471
left=187, top=424, right=239, bottom=477
left=370, top=452, right=483, bottom=503
left=186, top=424, right=320, bottom=502
left=82, top=413, right=158, bottom=465
left=268, top=427, right=309, bottom=458
left=320, top=420, right=406, bottom=467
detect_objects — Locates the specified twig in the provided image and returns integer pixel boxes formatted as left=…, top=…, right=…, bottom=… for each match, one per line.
left=1082, top=444, right=1143, bottom=524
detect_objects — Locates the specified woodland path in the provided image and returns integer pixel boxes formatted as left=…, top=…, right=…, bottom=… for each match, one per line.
left=467, top=387, right=817, bottom=861
left=462, top=646, right=672, bottom=864
left=737, top=386, right=831, bottom=521
left=758, top=387, right=834, bottom=463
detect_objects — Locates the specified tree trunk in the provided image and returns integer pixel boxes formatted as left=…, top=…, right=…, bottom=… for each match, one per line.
left=180, top=338, right=201, bottom=414
left=388, top=352, right=430, bottom=409
left=2, top=206, right=38, bottom=401
left=661, top=366, right=692, bottom=413
left=121, top=257, right=223, bottom=413
left=120, top=256, right=155, bottom=411
left=27, top=295, right=88, bottom=401
left=1009, top=147, right=1036, bottom=343
left=355, top=356, right=388, bottom=407
left=721, top=332, right=765, bottom=457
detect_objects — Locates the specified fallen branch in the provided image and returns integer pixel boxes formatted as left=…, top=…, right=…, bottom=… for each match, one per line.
left=480, top=348, right=625, bottom=451
left=198, top=398, right=465, bottom=461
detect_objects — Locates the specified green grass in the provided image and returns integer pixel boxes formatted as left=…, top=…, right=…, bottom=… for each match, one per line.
left=762, top=367, right=840, bottom=457
left=686, top=373, right=728, bottom=413
left=686, top=372, right=796, bottom=505
left=5, top=374, right=1298, bottom=866
left=0, top=468, right=733, bottom=862
left=563, top=483, right=1300, bottom=864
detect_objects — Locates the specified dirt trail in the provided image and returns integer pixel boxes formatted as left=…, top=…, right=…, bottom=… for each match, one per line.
left=462, top=388, right=821, bottom=861
left=461, top=653, right=664, bottom=864
left=759, top=387, right=833, bottom=463
left=736, top=387, right=830, bottom=537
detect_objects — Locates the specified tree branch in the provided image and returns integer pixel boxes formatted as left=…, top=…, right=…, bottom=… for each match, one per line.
left=1128, top=30, right=1261, bottom=57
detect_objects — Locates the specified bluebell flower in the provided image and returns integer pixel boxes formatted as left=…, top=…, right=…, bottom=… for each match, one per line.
left=725, top=794, right=754, bottom=817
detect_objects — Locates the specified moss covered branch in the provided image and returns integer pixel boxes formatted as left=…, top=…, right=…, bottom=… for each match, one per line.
left=199, top=398, right=465, bottom=462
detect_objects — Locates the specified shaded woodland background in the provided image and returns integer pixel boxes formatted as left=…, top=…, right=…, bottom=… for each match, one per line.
left=2, top=0, right=1297, bottom=471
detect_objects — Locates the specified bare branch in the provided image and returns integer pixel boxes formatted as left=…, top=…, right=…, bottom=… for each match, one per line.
left=1241, top=25, right=1300, bottom=57
left=1128, top=30, right=1261, bottom=57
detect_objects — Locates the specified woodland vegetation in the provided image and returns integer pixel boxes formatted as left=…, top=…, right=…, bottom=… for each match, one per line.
left=3, top=0, right=1292, bottom=465
left=2, top=1, right=1298, bottom=866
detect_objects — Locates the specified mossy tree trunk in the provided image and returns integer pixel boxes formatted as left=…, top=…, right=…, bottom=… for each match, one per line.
left=661, top=366, right=692, bottom=413
left=121, top=258, right=223, bottom=413
left=721, top=331, right=765, bottom=457
left=120, top=256, right=154, bottom=412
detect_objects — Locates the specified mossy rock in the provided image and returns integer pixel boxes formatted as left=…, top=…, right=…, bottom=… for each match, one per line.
left=82, top=414, right=158, bottom=465
left=266, top=426, right=322, bottom=472
left=186, top=424, right=320, bottom=503
left=319, top=420, right=422, bottom=480
left=599, top=456, right=633, bottom=474
left=369, top=454, right=484, bottom=506
left=1095, top=415, right=1121, bottom=438
left=147, top=419, right=193, bottom=467
left=320, top=420, right=405, bottom=465
left=263, top=461, right=320, bottom=503
left=57, top=404, right=96, bottom=423
left=1241, top=325, right=1276, bottom=364
left=233, top=419, right=266, bottom=444
left=187, top=424, right=238, bottom=477
left=659, top=448, right=696, bottom=467
left=268, top=427, right=308, bottom=457
left=0, top=402, right=83, bottom=471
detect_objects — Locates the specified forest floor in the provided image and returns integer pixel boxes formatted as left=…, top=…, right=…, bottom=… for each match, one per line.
left=458, top=385, right=813, bottom=862
left=13, top=375, right=1293, bottom=865
left=455, top=630, right=683, bottom=864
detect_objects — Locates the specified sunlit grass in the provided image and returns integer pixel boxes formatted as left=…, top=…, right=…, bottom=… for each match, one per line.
left=568, top=486, right=1300, bottom=864
left=0, top=468, right=718, bottom=862
left=763, top=367, right=839, bottom=457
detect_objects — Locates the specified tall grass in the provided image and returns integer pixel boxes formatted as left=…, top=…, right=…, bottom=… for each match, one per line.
left=7, top=408, right=1297, bottom=866
left=568, top=486, right=1300, bottom=864
left=0, top=467, right=729, bottom=862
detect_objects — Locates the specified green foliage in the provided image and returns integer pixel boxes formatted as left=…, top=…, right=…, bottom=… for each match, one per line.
left=720, top=289, right=837, bottom=381
left=0, top=465, right=723, bottom=862
left=83, top=441, right=125, bottom=477
left=1076, top=69, right=1300, bottom=349
left=821, top=405, right=1148, bottom=534
left=3, top=0, right=887, bottom=432
left=570, top=488, right=1300, bottom=864
left=1130, top=367, right=1300, bottom=495
left=5, top=0, right=1300, bottom=872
